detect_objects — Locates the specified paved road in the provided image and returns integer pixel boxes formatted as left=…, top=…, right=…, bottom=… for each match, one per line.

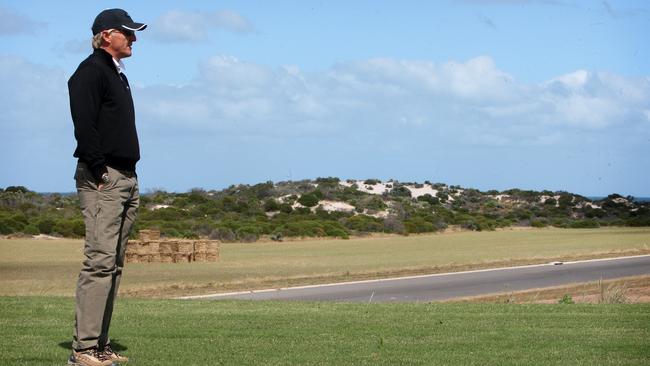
left=183, top=255, right=650, bottom=303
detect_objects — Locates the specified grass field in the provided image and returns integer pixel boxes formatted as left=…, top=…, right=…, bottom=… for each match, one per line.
left=1, top=227, right=649, bottom=297
left=0, top=296, right=648, bottom=365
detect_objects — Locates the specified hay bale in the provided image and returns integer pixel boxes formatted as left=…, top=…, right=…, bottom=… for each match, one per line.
left=158, top=241, right=176, bottom=254
left=149, top=253, right=161, bottom=262
left=125, top=240, right=141, bottom=255
left=147, top=241, right=159, bottom=254
left=173, top=253, right=192, bottom=263
left=206, top=241, right=219, bottom=253
left=139, top=229, right=160, bottom=241
left=125, top=253, right=139, bottom=263
left=194, top=241, right=208, bottom=253
left=138, top=254, right=152, bottom=263
left=136, top=241, right=160, bottom=255
left=194, top=252, right=207, bottom=262
left=159, top=253, right=173, bottom=263
left=206, top=252, right=219, bottom=262
left=177, top=241, right=193, bottom=254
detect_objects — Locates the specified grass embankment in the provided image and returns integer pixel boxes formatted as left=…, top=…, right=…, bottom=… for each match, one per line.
left=449, top=275, right=650, bottom=304
left=1, top=227, right=649, bottom=297
left=1, top=297, right=649, bottom=365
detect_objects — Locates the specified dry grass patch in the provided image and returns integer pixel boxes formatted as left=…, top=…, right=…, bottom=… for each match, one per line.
left=1, top=227, right=649, bottom=297
left=448, top=275, right=650, bottom=304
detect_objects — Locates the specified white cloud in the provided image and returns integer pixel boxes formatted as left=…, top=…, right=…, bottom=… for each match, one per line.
left=151, top=10, right=255, bottom=43
left=128, top=55, right=650, bottom=156
left=2, top=53, right=649, bottom=193
left=0, top=7, right=46, bottom=36
left=0, top=55, right=68, bottom=132
left=51, top=38, right=92, bottom=57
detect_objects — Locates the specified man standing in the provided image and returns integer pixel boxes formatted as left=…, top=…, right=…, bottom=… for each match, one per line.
left=68, top=9, right=146, bottom=366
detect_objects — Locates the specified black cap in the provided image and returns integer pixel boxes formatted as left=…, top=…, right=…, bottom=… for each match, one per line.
left=92, top=8, right=147, bottom=35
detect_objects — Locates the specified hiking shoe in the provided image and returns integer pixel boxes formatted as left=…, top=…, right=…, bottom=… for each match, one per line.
left=102, top=343, right=129, bottom=363
left=68, top=347, right=112, bottom=366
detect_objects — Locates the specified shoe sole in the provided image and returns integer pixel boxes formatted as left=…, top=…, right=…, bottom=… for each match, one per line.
left=67, top=358, right=116, bottom=366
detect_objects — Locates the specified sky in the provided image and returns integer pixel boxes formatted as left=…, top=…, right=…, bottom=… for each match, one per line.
left=1, top=0, right=649, bottom=196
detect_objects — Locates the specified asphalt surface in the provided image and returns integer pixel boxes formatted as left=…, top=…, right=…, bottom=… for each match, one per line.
left=183, top=255, right=650, bottom=303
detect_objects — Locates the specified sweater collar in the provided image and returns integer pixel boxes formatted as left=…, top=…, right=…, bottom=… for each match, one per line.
left=93, top=48, right=124, bottom=74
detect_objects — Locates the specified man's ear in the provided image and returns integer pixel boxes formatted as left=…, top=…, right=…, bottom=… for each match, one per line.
left=100, top=31, right=112, bottom=45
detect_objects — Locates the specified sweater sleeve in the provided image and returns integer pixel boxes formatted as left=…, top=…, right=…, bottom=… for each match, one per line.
left=68, top=65, right=108, bottom=181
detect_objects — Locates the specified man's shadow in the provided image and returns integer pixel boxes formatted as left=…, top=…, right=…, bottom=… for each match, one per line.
left=58, top=340, right=128, bottom=352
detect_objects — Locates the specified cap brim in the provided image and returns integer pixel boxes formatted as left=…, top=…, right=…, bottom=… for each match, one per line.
left=122, top=22, right=147, bottom=31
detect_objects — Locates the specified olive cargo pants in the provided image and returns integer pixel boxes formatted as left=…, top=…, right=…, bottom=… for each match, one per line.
left=72, top=162, right=139, bottom=350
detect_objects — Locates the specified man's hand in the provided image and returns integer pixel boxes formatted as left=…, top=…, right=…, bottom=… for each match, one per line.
left=99, top=172, right=110, bottom=191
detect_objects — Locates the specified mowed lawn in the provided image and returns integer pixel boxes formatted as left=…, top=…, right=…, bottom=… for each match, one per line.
left=1, top=227, right=649, bottom=297
left=0, top=296, right=648, bottom=365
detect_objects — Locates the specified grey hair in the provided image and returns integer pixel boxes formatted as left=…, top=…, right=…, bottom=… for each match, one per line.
left=92, top=32, right=103, bottom=49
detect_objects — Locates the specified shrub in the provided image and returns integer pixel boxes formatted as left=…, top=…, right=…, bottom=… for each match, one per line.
left=390, top=186, right=411, bottom=198
left=436, top=191, right=449, bottom=202
left=4, top=186, right=29, bottom=193
left=569, top=219, right=600, bottom=228
left=531, top=219, right=548, bottom=228
left=343, top=215, right=384, bottom=232
left=403, top=217, right=435, bottom=233
left=383, top=216, right=405, bottom=234
left=37, top=218, right=57, bottom=235
left=418, top=194, right=439, bottom=205
left=558, top=294, right=575, bottom=304
left=209, top=228, right=236, bottom=242
left=298, top=194, right=319, bottom=207
left=366, top=196, right=387, bottom=211
left=264, top=199, right=280, bottom=212
left=279, top=203, right=293, bottom=214
left=315, top=177, right=340, bottom=186
left=627, top=217, right=650, bottom=227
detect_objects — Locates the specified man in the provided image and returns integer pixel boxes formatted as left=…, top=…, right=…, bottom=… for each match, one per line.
left=68, top=9, right=146, bottom=366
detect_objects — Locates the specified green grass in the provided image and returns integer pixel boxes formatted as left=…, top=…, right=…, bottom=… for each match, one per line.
left=0, top=296, right=648, bottom=365
left=1, top=227, right=649, bottom=297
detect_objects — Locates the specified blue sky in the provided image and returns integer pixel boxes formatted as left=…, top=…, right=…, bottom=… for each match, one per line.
left=1, top=0, right=649, bottom=196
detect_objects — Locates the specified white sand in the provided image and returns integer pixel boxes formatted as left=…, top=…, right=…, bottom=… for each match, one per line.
left=318, top=200, right=356, bottom=212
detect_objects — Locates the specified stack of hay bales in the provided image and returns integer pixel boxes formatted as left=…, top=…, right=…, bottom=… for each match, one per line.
left=193, top=240, right=220, bottom=262
left=125, top=230, right=219, bottom=263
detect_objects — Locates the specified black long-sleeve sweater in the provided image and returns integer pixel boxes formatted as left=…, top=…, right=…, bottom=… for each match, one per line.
left=68, top=48, right=140, bottom=181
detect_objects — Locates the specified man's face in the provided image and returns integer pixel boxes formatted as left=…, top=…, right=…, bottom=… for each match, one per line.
left=103, top=29, right=136, bottom=59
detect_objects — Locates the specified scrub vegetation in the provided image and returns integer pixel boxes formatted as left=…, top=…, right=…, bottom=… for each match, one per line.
left=1, top=178, right=649, bottom=242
